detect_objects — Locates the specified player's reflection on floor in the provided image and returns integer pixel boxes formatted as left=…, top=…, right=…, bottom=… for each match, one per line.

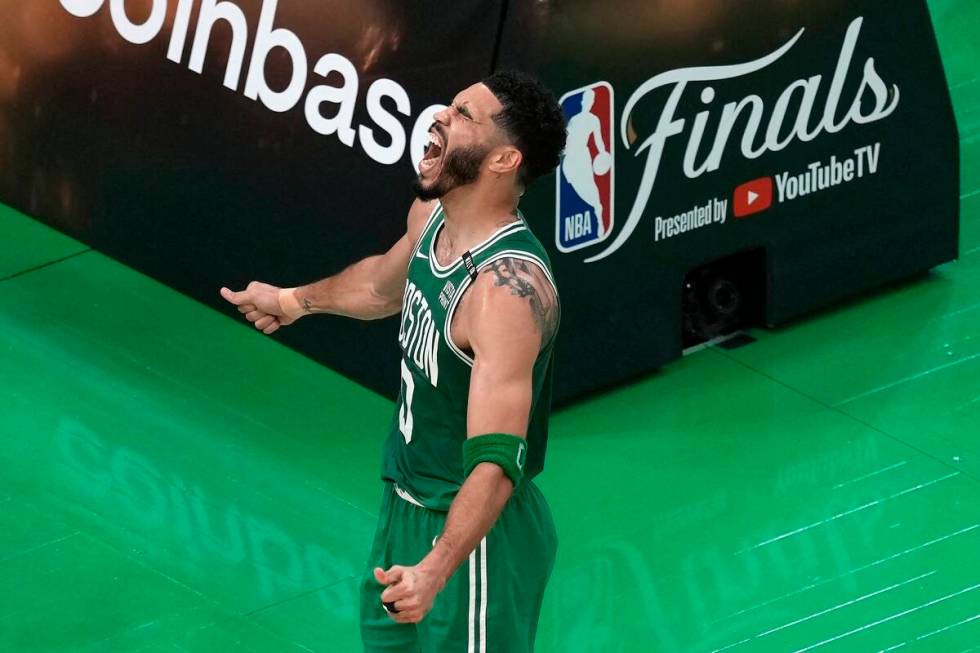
left=55, top=416, right=362, bottom=616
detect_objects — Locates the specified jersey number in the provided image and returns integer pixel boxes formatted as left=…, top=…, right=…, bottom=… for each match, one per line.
left=399, top=359, right=415, bottom=443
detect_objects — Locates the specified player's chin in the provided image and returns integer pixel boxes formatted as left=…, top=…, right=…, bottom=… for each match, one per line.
left=412, top=171, right=446, bottom=201
left=412, top=177, right=434, bottom=200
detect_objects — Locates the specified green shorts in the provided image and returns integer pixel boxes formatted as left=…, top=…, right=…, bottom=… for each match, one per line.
left=359, top=480, right=557, bottom=652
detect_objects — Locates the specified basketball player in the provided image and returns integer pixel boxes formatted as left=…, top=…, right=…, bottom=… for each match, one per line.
left=219, top=71, right=567, bottom=652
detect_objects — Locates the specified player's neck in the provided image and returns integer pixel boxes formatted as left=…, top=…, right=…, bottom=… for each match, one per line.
left=439, top=183, right=520, bottom=252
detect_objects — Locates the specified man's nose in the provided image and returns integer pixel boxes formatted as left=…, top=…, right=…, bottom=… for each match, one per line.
left=433, top=106, right=452, bottom=125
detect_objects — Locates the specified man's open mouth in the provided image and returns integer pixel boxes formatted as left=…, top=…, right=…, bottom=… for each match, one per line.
left=419, top=129, right=444, bottom=174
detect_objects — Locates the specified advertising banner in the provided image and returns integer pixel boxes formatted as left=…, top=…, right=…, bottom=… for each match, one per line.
left=0, top=0, right=502, bottom=400
left=498, top=0, right=958, bottom=399
left=0, top=1, right=958, bottom=404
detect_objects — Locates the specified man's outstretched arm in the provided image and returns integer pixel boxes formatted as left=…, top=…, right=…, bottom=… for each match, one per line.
left=220, top=199, right=435, bottom=332
left=375, top=257, right=559, bottom=624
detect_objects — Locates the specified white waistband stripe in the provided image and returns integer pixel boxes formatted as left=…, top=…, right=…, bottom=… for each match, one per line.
left=393, top=484, right=424, bottom=507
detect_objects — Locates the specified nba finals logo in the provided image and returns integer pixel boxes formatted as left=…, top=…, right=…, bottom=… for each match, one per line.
left=556, top=82, right=614, bottom=253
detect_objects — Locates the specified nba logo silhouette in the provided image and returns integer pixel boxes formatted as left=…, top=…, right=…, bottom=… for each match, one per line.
left=556, top=82, right=614, bottom=252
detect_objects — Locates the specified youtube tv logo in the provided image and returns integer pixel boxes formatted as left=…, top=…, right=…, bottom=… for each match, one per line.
left=733, top=177, right=773, bottom=218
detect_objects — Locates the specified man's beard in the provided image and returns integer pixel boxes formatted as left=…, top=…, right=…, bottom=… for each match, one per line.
left=412, top=144, right=488, bottom=201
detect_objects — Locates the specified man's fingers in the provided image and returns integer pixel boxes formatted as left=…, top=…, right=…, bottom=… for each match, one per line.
left=220, top=287, right=245, bottom=305
left=262, top=319, right=281, bottom=335
left=390, top=609, right=422, bottom=624
left=245, top=310, right=265, bottom=323
left=384, top=566, right=405, bottom=584
left=393, top=598, right=418, bottom=613
left=255, top=315, right=275, bottom=331
left=381, top=582, right=410, bottom=604
left=374, top=565, right=427, bottom=624
left=237, top=303, right=256, bottom=314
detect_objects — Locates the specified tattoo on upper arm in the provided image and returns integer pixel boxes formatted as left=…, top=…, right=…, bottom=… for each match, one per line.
left=484, top=258, right=560, bottom=347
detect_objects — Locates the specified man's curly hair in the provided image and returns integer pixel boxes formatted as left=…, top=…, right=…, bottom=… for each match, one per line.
left=482, top=71, right=567, bottom=188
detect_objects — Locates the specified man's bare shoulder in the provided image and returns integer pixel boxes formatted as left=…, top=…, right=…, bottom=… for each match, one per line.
left=469, top=256, right=560, bottom=349
left=407, top=199, right=438, bottom=248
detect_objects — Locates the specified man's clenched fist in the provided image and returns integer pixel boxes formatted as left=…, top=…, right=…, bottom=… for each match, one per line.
left=375, top=564, right=445, bottom=624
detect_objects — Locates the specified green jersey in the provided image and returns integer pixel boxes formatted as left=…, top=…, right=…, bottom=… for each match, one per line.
left=381, top=202, right=560, bottom=511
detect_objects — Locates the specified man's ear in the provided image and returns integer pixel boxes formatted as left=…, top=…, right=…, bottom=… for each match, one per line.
left=488, top=146, right=523, bottom=175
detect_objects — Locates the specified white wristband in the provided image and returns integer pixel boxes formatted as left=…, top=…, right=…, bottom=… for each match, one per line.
left=277, top=287, right=306, bottom=320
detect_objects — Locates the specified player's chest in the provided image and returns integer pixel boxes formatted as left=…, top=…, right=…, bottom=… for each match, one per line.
left=399, top=267, right=474, bottom=363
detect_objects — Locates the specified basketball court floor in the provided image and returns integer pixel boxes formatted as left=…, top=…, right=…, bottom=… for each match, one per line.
left=2, top=1, right=978, bottom=650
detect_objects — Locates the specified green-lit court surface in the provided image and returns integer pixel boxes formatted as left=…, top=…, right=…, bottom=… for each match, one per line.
left=2, top=2, right=979, bottom=651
